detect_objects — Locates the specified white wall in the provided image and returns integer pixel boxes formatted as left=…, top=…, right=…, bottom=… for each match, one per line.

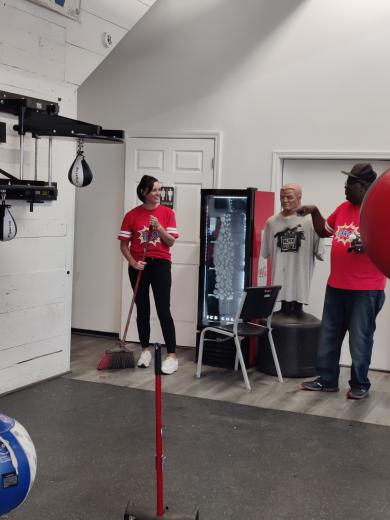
left=0, top=0, right=155, bottom=395
left=76, top=0, right=390, bottom=343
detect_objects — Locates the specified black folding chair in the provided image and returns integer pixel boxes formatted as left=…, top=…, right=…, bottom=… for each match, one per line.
left=196, top=286, right=283, bottom=391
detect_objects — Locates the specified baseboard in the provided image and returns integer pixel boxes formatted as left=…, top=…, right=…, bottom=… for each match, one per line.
left=71, top=328, right=119, bottom=339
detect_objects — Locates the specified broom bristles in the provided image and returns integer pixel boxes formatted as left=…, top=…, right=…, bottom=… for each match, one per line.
left=97, top=345, right=135, bottom=370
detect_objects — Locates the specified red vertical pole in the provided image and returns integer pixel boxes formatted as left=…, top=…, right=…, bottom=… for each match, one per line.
left=155, top=344, right=164, bottom=517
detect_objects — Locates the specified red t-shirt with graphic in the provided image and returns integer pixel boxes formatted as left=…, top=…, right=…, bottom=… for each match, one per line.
left=118, top=205, right=179, bottom=262
left=325, top=201, right=386, bottom=290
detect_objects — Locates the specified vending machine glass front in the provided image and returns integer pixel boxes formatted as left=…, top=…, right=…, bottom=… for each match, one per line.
left=201, top=194, right=248, bottom=325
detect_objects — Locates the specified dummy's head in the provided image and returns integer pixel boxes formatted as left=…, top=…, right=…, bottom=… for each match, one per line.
left=280, top=183, right=302, bottom=215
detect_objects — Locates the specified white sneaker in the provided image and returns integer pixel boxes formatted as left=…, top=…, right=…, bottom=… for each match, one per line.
left=137, top=350, right=152, bottom=368
left=161, top=356, right=178, bottom=375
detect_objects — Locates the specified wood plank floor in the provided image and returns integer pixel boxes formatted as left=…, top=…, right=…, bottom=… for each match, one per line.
left=68, top=333, right=390, bottom=427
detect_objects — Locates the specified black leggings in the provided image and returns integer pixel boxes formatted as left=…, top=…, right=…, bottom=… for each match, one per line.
left=128, top=258, right=176, bottom=353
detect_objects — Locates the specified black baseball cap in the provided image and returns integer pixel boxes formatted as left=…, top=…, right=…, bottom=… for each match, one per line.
left=341, top=163, right=377, bottom=184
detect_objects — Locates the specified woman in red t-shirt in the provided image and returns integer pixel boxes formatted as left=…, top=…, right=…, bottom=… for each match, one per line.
left=118, top=175, right=179, bottom=374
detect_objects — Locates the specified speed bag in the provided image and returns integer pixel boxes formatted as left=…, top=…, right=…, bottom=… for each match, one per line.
left=68, top=152, right=93, bottom=187
left=0, top=413, right=37, bottom=516
left=360, top=168, right=390, bottom=278
left=0, top=204, right=17, bottom=241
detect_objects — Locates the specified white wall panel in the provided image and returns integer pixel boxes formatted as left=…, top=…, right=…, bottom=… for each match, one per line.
left=0, top=237, right=67, bottom=274
left=39, top=36, right=66, bottom=63
left=174, top=183, right=201, bottom=243
left=0, top=336, right=64, bottom=371
left=171, top=243, right=199, bottom=265
left=0, top=270, right=66, bottom=313
left=0, top=350, right=68, bottom=396
left=82, top=0, right=150, bottom=30
left=0, top=3, right=66, bottom=46
left=1, top=303, right=66, bottom=350
left=1, top=0, right=154, bottom=87
left=64, top=43, right=102, bottom=85
left=171, top=264, right=198, bottom=322
left=0, top=43, right=65, bottom=81
left=14, top=219, right=67, bottom=238
left=0, top=0, right=155, bottom=394
left=66, top=9, right=127, bottom=56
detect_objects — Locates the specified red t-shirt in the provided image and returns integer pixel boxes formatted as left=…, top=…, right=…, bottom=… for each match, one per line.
left=325, top=201, right=386, bottom=290
left=118, top=205, right=179, bottom=262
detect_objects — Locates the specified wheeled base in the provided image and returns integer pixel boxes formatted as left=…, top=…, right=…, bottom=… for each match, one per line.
left=124, top=501, right=199, bottom=519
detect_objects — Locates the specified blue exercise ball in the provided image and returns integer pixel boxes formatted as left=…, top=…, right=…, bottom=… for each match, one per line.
left=0, top=413, right=37, bottom=516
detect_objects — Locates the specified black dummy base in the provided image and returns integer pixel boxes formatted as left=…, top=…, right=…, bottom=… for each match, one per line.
left=257, top=301, right=321, bottom=378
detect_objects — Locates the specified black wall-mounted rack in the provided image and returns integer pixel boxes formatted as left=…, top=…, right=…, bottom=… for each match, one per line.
left=0, top=90, right=124, bottom=210
left=0, top=169, right=57, bottom=212
left=0, top=90, right=124, bottom=142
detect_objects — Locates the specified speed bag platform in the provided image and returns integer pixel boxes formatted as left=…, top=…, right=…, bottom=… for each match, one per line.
left=257, top=310, right=321, bottom=378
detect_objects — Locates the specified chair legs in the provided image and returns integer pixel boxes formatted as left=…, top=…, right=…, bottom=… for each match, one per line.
left=196, top=328, right=206, bottom=378
left=234, top=353, right=239, bottom=371
left=234, top=336, right=251, bottom=391
left=268, top=330, right=283, bottom=383
left=196, top=329, right=251, bottom=391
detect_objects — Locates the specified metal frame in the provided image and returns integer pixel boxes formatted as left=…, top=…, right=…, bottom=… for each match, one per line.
left=196, top=288, right=283, bottom=391
left=0, top=90, right=124, bottom=209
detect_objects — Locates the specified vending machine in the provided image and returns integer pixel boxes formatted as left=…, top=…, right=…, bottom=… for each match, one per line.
left=196, top=188, right=274, bottom=369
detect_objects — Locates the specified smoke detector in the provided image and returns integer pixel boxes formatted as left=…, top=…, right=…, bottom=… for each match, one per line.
left=102, top=32, right=113, bottom=48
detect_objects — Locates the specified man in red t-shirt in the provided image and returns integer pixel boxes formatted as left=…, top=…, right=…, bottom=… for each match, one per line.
left=297, top=163, right=386, bottom=399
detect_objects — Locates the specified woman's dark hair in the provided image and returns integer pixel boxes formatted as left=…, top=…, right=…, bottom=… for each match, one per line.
left=137, top=175, right=159, bottom=202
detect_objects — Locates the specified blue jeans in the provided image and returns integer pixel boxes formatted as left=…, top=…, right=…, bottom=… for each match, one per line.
left=317, top=285, right=385, bottom=390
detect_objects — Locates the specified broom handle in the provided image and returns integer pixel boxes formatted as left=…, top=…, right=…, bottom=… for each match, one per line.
left=121, top=225, right=153, bottom=346
left=121, top=269, right=143, bottom=345
left=155, top=344, right=164, bottom=516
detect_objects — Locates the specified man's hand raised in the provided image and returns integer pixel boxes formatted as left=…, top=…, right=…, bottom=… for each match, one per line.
left=296, top=205, right=318, bottom=216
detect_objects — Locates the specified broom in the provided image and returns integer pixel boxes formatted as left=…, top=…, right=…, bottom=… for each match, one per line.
left=97, top=227, right=152, bottom=370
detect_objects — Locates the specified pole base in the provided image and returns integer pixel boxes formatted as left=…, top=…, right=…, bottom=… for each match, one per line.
left=124, top=501, right=199, bottom=519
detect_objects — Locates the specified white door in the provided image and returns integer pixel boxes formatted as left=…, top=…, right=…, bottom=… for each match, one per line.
left=121, top=137, right=215, bottom=347
left=283, top=158, right=390, bottom=371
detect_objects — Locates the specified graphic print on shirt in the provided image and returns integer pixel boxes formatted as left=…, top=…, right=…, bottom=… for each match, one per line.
left=138, top=225, right=160, bottom=247
left=274, top=225, right=305, bottom=252
left=334, top=223, right=360, bottom=246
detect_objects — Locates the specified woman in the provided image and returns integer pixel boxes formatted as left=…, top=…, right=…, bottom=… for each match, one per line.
left=118, top=175, right=179, bottom=374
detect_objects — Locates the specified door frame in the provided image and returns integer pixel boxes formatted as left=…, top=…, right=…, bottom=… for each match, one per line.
left=126, top=131, right=222, bottom=189
left=271, top=149, right=390, bottom=213
left=271, top=150, right=390, bottom=371
left=121, top=132, right=221, bottom=345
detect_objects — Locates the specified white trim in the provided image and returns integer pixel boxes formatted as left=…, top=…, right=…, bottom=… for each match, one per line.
left=126, top=131, right=222, bottom=188
left=271, top=150, right=390, bottom=212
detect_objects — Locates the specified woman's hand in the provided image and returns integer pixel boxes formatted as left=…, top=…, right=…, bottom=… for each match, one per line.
left=149, top=215, right=175, bottom=247
left=131, top=259, right=147, bottom=270
left=149, top=215, right=161, bottom=230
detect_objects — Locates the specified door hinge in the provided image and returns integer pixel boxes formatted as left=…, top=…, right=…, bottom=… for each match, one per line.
left=211, top=157, right=215, bottom=170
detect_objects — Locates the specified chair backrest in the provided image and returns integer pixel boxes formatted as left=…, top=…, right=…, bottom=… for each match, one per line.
left=239, top=286, right=281, bottom=322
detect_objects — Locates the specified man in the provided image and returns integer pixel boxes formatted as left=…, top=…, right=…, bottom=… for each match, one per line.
left=261, top=183, right=324, bottom=313
left=299, top=163, right=386, bottom=399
